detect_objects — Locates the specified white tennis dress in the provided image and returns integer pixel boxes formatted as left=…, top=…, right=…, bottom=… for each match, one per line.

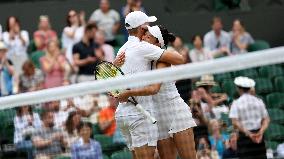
left=153, top=80, right=197, bottom=140
left=115, top=36, right=165, bottom=150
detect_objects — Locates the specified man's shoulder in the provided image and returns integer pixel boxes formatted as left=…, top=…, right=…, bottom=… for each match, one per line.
left=204, top=30, right=214, bottom=38
left=109, top=9, right=119, bottom=15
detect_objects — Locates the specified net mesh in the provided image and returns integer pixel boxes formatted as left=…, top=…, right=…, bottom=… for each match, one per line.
left=0, top=48, right=283, bottom=159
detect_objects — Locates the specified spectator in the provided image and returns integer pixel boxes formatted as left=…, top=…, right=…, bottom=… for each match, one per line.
left=204, top=17, right=231, bottom=57
left=208, top=119, right=229, bottom=158
left=98, top=96, right=117, bottom=136
left=33, top=15, right=58, bottom=51
left=0, top=41, right=14, bottom=96
left=189, top=99, right=209, bottom=147
left=169, top=36, right=190, bottom=63
left=62, top=10, right=84, bottom=64
left=40, top=40, right=66, bottom=88
left=32, top=111, right=67, bottom=159
left=229, top=76, right=270, bottom=159
left=14, top=105, right=41, bottom=159
left=78, top=11, right=87, bottom=26
left=192, top=75, right=228, bottom=119
left=223, top=132, right=238, bottom=159
left=18, top=60, right=44, bottom=93
left=71, top=122, right=103, bottom=159
left=72, top=23, right=103, bottom=82
left=49, top=100, right=69, bottom=129
left=197, top=137, right=219, bottom=159
left=230, top=19, right=254, bottom=54
left=2, top=16, right=29, bottom=75
left=121, top=0, right=146, bottom=18
left=189, top=35, right=213, bottom=62
left=89, top=0, right=120, bottom=46
left=121, top=0, right=146, bottom=41
left=95, top=30, right=115, bottom=62
left=64, top=111, right=81, bottom=150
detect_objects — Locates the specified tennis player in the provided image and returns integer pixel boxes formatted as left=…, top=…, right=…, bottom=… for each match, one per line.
left=115, top=11, right=187, bottom=159
left=117, top=25, right=197, bottom=159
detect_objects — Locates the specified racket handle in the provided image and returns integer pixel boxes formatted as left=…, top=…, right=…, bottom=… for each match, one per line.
left=136, top=104, right=157, bottom=124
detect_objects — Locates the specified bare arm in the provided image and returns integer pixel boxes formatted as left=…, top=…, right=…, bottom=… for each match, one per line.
left=158, top=50, right=186, bottom=65
left=32, top=136, right=52, bottom=148
left=117, top=62, right=169, bottom=101
left=259, top=117, right=270, bottom=134
left=232, top=118, right=251, bottom=136
left=73, top=53, right=92, bottom=67
left=112, top=22, right=120, bottom=35
left=5, top=61, right=15, bottom=75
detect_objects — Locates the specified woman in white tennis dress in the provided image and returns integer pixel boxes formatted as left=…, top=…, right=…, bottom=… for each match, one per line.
left=118, top=25, right=197, bottom=159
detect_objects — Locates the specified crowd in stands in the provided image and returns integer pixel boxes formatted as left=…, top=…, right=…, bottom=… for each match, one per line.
left=0, top=0, right=281, bottom=159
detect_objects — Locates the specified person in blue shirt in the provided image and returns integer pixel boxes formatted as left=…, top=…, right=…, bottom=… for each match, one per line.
left=71, top=121, right=103, bottom=159
left=208, top=119, right=229, bottom=158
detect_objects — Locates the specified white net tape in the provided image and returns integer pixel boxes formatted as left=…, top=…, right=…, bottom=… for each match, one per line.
left=0, top=47, right=284, bottom=109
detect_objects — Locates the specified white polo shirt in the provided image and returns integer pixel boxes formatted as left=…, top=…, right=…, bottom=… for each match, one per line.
left=116, top=36, right=164, bottom=117
left=229, top=93, right=269, bottom=131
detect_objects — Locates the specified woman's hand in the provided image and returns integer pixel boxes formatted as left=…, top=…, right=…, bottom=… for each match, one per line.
left=113, top=52, right=125, bottom=67
left=117, top=91, right=130, bottom=103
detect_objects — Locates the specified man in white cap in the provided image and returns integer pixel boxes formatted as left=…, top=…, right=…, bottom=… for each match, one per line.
left=114, top=11, right=186, bottom=159
left=229, top=76, right=270, bottom=159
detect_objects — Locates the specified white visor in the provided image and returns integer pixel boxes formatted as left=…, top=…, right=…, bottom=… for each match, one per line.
left=147, top=25, right=165, bottom=48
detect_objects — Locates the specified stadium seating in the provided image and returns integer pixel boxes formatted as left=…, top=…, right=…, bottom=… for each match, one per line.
left=274, top=76, right=284, bottom=92
left=213, top=0, right=241, bottom=11
left=93, top=123, right=103, bottom=135
left=94, top=134, right=125, bottom=156
left=30, top=51, right=45, bottom=69
left=267, top=108, right=284, bottom=124
left=247, top=40, right=270, bottom=52
left=234, top=68, right=259, bottom=79
left=265, top=140, right=279, bottom=150
left=114, top=46, right=120, bottom=56
left=258, top=65, right=284, bottom=79
left=214, top=73, right=232, bottom=82
left=265, top=123, right=284, bottom=141
left=103, top=154, right=110, bottom=159
left=111, top=150, right=132, bottom=159
left=222, top=80, right=237, bottom=98
left=211, top=85, right=222, bottom=93
left=254, top=78, right=274, bottom=94
left=266, top=93, right=284, bottom=108
left=115, top=34, right=125, bottom=47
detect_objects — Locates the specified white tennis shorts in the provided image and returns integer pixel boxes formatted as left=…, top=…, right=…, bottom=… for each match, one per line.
left=115, top=114, right=158, bottom=150
left=155, top=97, right=196, bottom=140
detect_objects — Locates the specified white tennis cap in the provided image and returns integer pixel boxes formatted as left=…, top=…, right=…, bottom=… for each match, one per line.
left=234, top=76, right=255, bottom=88
left=125, top=11, right=157, bottom=30
left=147, top=25, right=165, bottom=48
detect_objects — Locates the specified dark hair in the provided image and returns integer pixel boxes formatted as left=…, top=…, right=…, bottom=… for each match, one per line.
left=40, top=110, right=53, bottom=120
left=85, top=22, right=97, bottom=32
left=157, top=25, right=176, bottom=48
left=191, top=35, right=203, bottom=43
left=16, top=106, right=33, bottom=117
left=211, top=16, right=222, bottom=25
left=66, top=111, right=81, bottom=135
left=66, top=10, right=77, bottom=27
left=22, top=60, right=35, bottom=70
left=237, top=86, right=251, bottom=93
left=78, top=121, right=93, bottom=132
left=6, top=16, right=20, bottom=32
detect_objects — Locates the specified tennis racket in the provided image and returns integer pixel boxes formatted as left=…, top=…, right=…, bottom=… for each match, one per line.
left=95, top=61, right=157, bottom=124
